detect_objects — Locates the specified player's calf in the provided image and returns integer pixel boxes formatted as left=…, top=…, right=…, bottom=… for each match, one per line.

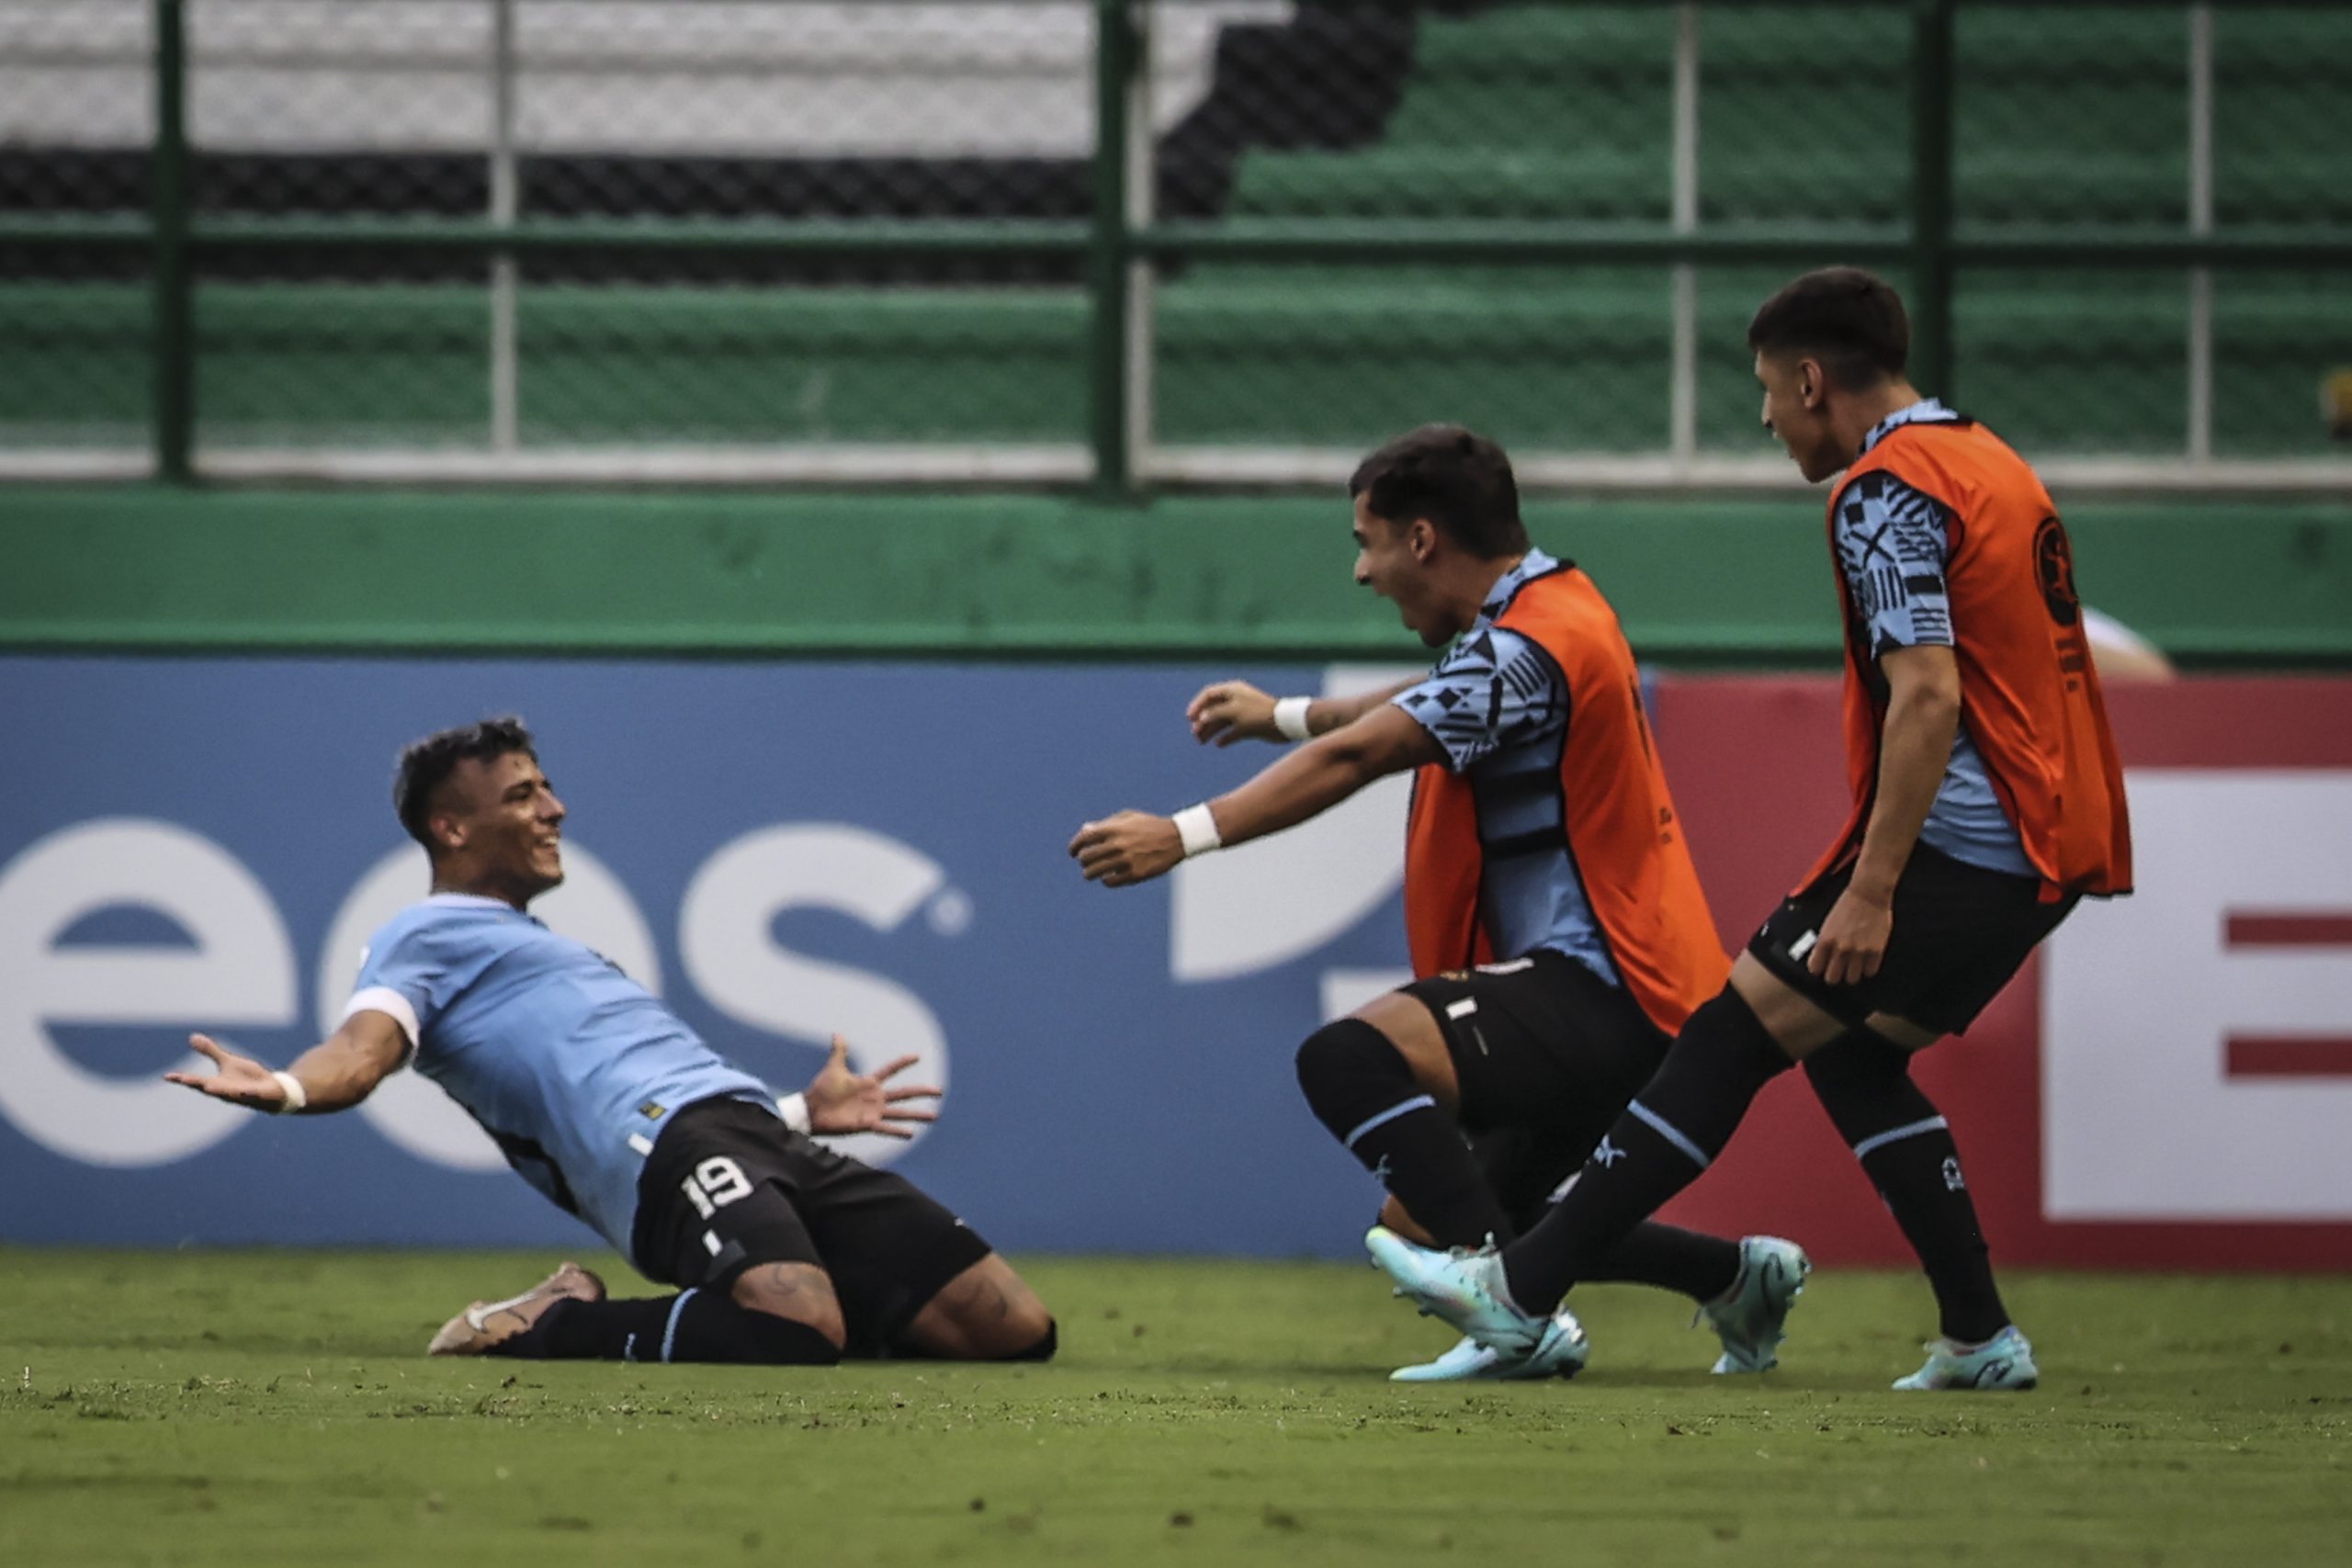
left=902, top=1254, right=1057, bottom=1361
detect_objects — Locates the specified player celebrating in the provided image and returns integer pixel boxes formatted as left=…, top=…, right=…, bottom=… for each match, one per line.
left=1070, top=424, right=1808, bottom=1381
left=1372, top=269, right=2132, bottom=1392
left=169, top=717, right=1055, bottom=1368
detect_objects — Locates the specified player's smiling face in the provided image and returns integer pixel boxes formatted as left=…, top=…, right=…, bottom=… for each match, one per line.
left=1756, top=349, right=1844, bottom=483
left=1351, top=495, right=1449, bottom=648
left=435, top=749, right=567, bottom=905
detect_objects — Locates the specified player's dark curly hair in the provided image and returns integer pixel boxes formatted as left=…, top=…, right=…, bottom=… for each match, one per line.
left=393, top=716, right=537, bottom=852
left=1747, top=266, right=1910, bottom=390
left=1348, top=424, right=1529, bottom=559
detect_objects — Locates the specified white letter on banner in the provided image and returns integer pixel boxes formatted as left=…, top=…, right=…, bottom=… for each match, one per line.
left=1171, top=665, right=1420, bottom=985
left=2043, top=771, right=2352, bottom=1220
left=320, top=842, right=662, bottom=1171
left=0, top=819, right=293, bottom=1166
left=681, top=825, right=947, bottom=1168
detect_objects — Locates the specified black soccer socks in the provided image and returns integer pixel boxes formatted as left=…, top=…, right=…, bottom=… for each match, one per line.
left=1295, top=1016, right=1515, bottom=1249
left=1805, top=1035, right=2012, bottom=1345
left=1499, top=987, right=1793, bottom=1314
left=500, top=1291, right=842, bottom=1366
left=1585, top=1222, right=1745, bottom=1304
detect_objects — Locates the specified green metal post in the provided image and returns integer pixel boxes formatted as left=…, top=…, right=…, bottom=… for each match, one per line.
left=152, top=0, right=194, bottom=482
left=1088, top=0, right=1136, bottom=500
left=1909, top=0, right=1957, bottom=402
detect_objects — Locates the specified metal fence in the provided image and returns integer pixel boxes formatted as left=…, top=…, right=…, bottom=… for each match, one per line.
left=4, top=0, right=2349, bottom=493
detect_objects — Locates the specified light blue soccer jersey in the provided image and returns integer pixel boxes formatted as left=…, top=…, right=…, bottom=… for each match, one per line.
left=1388, top=548, right=1623, bottom=985
left=1835, top=399, right=2035, bottom=877
left=345, top=893, right=780, bottom=1263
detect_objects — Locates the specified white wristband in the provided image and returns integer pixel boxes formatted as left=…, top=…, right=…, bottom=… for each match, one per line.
left=1272, top=695, right=1314, bottom=742
left=269, top=1069, right=308, bottom=1115
left=776, top=1091, right=813, bottom=1134
left=1171, top=803, right=1223, bottom=858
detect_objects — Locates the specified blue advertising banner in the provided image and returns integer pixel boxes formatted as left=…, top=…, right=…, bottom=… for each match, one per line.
left=0, top=655, right=1430, bottom=1258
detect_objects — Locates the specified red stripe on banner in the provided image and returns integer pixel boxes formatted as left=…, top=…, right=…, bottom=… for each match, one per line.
left=2099, top=679, right=2352, bottom=769
left=2226, top=913, right=2352, bottom=947
left=2226, top=1038, right=2352, bottom=1077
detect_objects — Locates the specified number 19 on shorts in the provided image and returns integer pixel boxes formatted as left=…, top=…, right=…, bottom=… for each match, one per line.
left=680, top=1156, right=752, bottom=1219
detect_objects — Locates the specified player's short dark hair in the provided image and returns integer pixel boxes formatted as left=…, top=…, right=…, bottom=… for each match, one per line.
left=393, top=716, right=536, bottom=852
left=1348, top=424, right=1530, bottom=558
left=1747, top=266, right=1910, bottom=389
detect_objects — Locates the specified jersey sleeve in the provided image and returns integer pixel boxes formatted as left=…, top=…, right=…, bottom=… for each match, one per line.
left=344, top=921, right=458, bottom=1066
left=1387, top=626, right=1567, bottom=773
left=1834, top=470, right=1955, bottom=658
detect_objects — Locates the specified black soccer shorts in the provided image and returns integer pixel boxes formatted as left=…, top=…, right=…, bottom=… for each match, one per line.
left=630, top=1096, right=992, bottom=1358
left=1396, top=948, right=1672, bottom=1196
left=1747, top=840, right=2080, bottom=1037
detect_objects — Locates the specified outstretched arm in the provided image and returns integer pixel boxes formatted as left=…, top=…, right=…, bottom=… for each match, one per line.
left=1071, top=703, right=1442, bottom=886
left=1187, top=678, right=1420, bottom=747
left=164, top=1009, right=411, bottom=1115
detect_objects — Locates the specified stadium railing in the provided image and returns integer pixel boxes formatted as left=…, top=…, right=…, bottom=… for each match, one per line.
left=2, top=0, right=2348, bottom=496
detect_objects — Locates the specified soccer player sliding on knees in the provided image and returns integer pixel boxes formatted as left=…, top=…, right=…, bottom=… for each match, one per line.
left=170, top=717, right=1056, bottom=1369
left=1363, top=269, right=2133, bottom=1393
left=1071, top=424, right=1808, bottom=1382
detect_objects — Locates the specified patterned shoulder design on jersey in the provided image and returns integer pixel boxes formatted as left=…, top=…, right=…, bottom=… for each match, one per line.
left=1393, top=624, right=1567, bottom=773
left=1836, top=469, right=1956, bottom=659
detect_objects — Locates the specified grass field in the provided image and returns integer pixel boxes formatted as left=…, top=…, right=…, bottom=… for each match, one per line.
left=4, top=1250, right=2348, bottom=1567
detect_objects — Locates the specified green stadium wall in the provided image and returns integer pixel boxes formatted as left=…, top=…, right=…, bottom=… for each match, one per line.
left=2, top=484, right=2346, bottom=666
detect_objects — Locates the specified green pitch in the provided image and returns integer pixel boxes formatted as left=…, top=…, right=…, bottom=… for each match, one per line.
left=4, top=1251, right=2347, bottom=1567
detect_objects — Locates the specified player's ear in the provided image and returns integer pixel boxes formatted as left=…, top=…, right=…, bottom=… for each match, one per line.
left=1796, top=355, right=1827, bottom=411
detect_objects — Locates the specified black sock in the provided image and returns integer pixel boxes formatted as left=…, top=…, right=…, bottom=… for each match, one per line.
left=1499, top=988, right=1792, bottom=1314
left=1295, top=1017, right=1513, bottom=1248
left=499, top=1290, right=842, bottom=1365
left=1585, top=1222, right=1745, bottom=1303
left=1805, top=1035, right=2010, bottom=1344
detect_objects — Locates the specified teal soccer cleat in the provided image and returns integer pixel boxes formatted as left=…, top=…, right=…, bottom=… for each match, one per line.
left=1364, top=1225, right=1548, bottom=1357
left=1389, top=1308, right=1590, bottom=1382
left=1700, top=1235, right=1812, bottom=1373
left=1892, top=1325, right=2040, bottom=1391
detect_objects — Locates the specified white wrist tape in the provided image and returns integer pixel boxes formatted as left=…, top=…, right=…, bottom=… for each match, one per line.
left=270, top=1070, right=309, bottom=1114
left=776, top=1091, right=813, bottom=1134
left=1272, top=695, right=1314, bottom=742
left=1171, top=803, right=1223, bottom=858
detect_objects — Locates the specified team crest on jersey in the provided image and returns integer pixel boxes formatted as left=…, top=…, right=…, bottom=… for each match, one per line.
left=2033, top=514, right=2082, bottom=627
left=637, top=1100, right=666, bottom=1121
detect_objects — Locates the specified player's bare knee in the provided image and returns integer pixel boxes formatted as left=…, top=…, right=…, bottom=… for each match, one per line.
left=1727, top=954, right=1844, bottom=1057
left=1354, top=993, right=1459, bottom=1097
left=729, top=1261, right=846, bottom=1350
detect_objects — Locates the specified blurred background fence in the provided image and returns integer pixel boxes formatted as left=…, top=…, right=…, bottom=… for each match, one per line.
left=5, top=0, right=2351, bottom=491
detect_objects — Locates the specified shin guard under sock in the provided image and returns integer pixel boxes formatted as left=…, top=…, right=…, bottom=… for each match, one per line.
left=501, top=1290, right=842, bottom=1365
left=1295, top=1017, right=1513, bottom=1248
left=1805, top=1036, right=2010, bottom=1344
left=1499, top=987, right=1792, bottom=1314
